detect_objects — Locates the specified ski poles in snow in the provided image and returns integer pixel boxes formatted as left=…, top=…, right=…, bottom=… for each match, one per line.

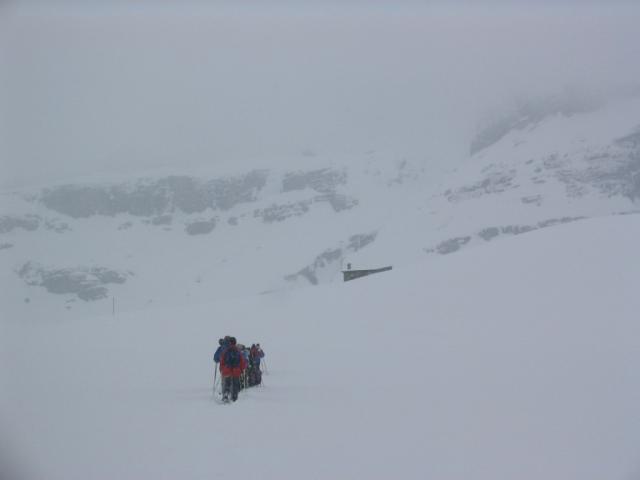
left=261, top=359, right=268, bottom=375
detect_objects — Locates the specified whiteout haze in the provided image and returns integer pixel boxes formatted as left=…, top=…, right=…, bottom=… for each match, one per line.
left=1, top=2, right=640, bottom=479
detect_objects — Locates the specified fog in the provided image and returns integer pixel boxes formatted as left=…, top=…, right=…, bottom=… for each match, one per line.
left=1, top=1, right=639, bottom=188
left=2, top=5, right=640, bottom=479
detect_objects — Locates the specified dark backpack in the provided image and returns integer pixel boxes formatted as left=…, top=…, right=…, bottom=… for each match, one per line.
left=224, top=347, right=241, bottom=368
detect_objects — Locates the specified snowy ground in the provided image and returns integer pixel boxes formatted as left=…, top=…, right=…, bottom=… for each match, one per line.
left=2, top=214, right=640, bottom=480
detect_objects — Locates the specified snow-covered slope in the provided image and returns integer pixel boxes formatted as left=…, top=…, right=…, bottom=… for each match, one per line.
left=352, top=94, right=640, bottom=266
left=0, top=154, right=415, bottom=313
left=2, top=214, right=639, bottom=480
left=2, top=90, right=640, bottom=479
left=2, top=94, right=640, bottom=319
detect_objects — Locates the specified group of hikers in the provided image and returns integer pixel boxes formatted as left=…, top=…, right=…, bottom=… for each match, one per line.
left=213, top=336, right=265, bottom=402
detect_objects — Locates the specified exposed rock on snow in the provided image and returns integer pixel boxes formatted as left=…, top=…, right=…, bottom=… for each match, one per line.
left=285, top=232, right=377, bottom=285
left=185, top=219, right=216, bottom=235
left=433, top=236, right=472, bottom=254
left=39, top=170, right=269, bottom=218
left=254, top=195, right=358, bottom=223
left=44, top=218, right=72, bottom=233
left=0, top=215, right=70, bottom=234
left=150, top=215, right=173, bottom=226
left=445, top=170, right=518, bottom=202
left=555, top=142, right=640, bottom=201
left=315, top=193, right=359, bottom=212
left=426, top=216, right=590, bottom=255
left=0, top=214, right=40, bottom=234
left=17, top=262, right=130, bottom=301
left=282, top=168, right=346, bottom=194
left=254, top=200, right=312, bottom=223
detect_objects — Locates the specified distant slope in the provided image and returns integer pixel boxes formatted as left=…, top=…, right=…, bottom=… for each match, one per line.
left=0, top=156, right=422, bottom=315
left=1, top=94, right=639, bottom=317
left=352, top=94, right=640, bottom=266
left=2, top=214, right=639, bottom=480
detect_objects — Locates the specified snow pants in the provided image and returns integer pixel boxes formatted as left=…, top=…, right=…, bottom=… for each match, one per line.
left=222, top=376, right=240, bottom=401
left=248, top=366, right=261, bottom=386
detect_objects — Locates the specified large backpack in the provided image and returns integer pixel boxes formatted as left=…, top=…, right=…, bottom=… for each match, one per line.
left=224, top=347, right=241, bottom=368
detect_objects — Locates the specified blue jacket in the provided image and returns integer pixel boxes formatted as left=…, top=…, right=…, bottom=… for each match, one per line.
left=214, top=343, right=228, bottom=363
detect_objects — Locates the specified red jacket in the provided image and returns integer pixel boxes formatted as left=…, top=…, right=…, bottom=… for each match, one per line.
left=220, top=346, right=247, bottom=378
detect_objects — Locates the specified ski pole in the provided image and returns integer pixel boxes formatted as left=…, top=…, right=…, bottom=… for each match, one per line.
left=262, top=359, right=268, bottom=375
left=213, top=363, right=218, bottom=396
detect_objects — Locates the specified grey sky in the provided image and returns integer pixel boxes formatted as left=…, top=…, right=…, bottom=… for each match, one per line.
left=1, top=1, right=639, bottom=188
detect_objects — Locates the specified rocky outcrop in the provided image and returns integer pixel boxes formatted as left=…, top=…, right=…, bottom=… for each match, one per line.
left=17, top=262, right=131, bottom=301
left=282, top=168, right=347, bottom=194
left=0, top=215, right=40, bottom=234
left=39, top=171, right=269, bottom=218
left=285, top=232, right=377, bottom=285
left=425, top=216, right=588, bottom=255
left=185, top=219, right=216, bottom=235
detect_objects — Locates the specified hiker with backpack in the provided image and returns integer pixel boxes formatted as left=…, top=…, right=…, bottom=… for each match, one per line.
left=220, top=337, right=247, bottom=402
left=212, top=337, right=230, bottom=397
left=214, top=336, right=230, bottom=365
left=249, top=343, right=265, bottom=386
left=236, top=344, right=250, bottom=390
left=250, top=344, right=265, bottom=368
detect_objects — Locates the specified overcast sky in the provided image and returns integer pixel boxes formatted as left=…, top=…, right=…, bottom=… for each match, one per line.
left=1, top=1, right=639, bottom=188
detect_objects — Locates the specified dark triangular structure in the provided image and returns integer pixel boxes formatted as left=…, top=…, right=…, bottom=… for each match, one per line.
left=342, top=265, right=392, bottom=282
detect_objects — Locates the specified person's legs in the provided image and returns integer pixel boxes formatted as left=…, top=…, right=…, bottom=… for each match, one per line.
left=222, top=376, right=231, bottom=400
left=231, top=377, right=240, bottom=401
